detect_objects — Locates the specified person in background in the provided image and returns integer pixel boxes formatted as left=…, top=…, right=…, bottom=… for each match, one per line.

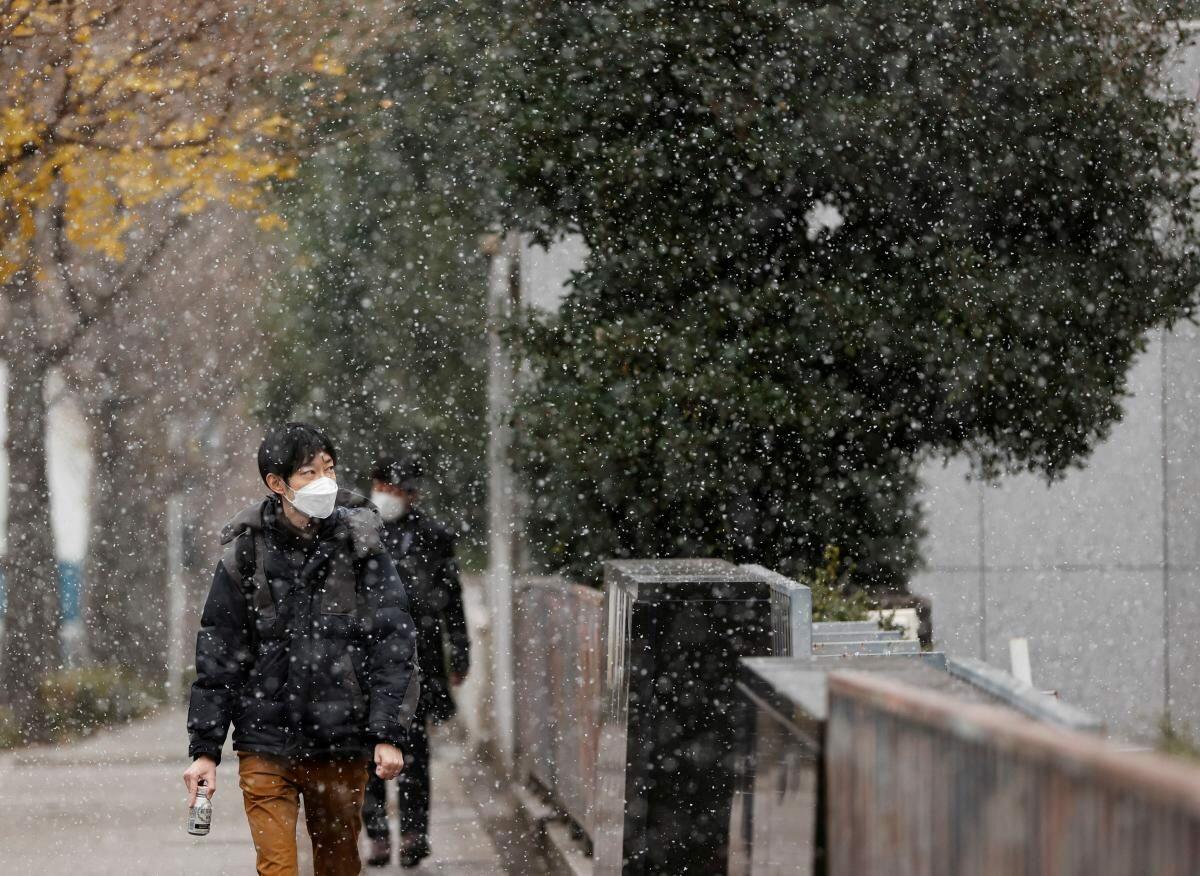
left=362, top=455, right=470, bottom=868
left=184, top=422, right=419, bottom=876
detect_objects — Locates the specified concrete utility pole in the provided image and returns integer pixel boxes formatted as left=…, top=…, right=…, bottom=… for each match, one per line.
left=166, top=495, right=186, bottom=702
left=484, top=231, right=521, bottom=771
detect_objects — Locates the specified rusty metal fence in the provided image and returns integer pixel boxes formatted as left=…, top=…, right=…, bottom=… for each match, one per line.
left=513, top=575, right=605, bottom=838
left=825, top=670, right=1200, bottom=876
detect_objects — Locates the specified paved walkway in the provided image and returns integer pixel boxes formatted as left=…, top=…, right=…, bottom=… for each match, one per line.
left=0, top=707, right=505, bottom=874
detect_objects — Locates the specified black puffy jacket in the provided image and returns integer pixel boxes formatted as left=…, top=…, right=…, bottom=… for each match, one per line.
left=383, top=510, right=469, bottom=723
left=187, top=491, right=419, bottom=764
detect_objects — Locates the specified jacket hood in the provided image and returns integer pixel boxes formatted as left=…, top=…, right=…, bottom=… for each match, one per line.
left=220, top=489, right=381, bottom=551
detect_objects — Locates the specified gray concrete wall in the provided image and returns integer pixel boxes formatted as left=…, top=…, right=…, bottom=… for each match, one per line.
left=912, top=326, right=1200, bottom=739
left=520, top=233, right=587, bottom=312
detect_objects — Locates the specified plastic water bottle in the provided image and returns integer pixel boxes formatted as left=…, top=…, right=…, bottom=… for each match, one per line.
left=188, top=780, right=212, bottom=836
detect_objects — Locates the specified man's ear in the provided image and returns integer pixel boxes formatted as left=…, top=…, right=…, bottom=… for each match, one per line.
left=265, top=473, right=289, bottom=497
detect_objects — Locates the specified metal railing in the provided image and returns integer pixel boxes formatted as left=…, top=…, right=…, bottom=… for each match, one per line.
left=825, top=670, right=1200, bottom=876
left=512, top=575, right=605, bottom=837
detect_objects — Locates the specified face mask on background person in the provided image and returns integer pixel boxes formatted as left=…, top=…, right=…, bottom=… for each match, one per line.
left=371, top=491, right=407, bottom=522
left=287, top=476, right=339, bottom=519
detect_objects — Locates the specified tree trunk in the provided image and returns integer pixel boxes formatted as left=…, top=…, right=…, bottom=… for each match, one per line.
left=1, top=280, right=60, bottom=739
left=84, top=389, right=168, bottom=678
left=84, top=391, right=124, bottom=666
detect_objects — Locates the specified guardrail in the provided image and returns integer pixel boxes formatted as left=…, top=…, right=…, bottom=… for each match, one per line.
left=510, top=562, right=814, bottom=873
left=513, top=575, right=605, bottom=838
left=508, top=563, right=1144, bottom=876
left=825, top=670, right=1200, bottom=876
left=945, top=656, right=1103, bottom=732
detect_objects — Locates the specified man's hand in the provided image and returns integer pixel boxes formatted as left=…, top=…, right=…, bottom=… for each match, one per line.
left=374, top=742, right=405, bottom=780
left=183, top=756, right=217, bottom=807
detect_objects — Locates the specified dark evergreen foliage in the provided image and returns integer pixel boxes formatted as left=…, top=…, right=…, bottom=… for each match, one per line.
left=258, top=18, right=493, bottom=538
left=490, top=0, right=1200, bottom=585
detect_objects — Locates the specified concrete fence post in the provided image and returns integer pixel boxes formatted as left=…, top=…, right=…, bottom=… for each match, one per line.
left=591, top=559, right=812, bottom=875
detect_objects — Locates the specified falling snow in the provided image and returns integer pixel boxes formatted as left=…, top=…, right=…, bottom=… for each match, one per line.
left=2, top=2, right=1200, bottom=874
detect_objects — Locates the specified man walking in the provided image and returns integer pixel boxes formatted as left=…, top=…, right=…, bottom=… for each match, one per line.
left=184, top=422, right=420, bottom=876
left=363, top=455, right=470, bottom=868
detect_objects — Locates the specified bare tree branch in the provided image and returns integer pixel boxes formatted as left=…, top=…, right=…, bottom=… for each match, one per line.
left=45, top=203, right=192, bottom=365
left=0, top=3, right=37, bottom=47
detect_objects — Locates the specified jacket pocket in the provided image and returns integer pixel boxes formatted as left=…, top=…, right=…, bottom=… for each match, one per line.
left=246, top=640, right=289, bottom=703
left=338, top=649, right=368, bottom=720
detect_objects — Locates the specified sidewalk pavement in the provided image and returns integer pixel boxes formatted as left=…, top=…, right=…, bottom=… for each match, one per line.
left=0, top=707, right=505, bottom=874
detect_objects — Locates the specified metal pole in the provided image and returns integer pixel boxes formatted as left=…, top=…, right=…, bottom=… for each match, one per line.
left=1161, top=327, right=1172, bottom=723
left=485, top=231, right=519, bottom=771
left=166, top=494, right=185, bottom=702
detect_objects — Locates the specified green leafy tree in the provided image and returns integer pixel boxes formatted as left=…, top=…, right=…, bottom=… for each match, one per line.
left=259, top=9, right=494, bottom=537
left=491, top=0, right=1200, bottom=585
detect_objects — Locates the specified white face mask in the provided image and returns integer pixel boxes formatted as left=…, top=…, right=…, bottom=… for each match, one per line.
left=371, top=490, right=407, bottom=523
left=286, top=476, right=339, bottom=519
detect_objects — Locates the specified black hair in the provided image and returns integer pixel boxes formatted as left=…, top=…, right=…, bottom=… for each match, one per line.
left=257, top=422, right=338, bottom=486
left=370, top=455, right=423, bottom=487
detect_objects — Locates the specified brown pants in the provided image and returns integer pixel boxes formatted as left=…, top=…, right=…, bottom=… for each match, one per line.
left=238, top=752, right=369, bottom=876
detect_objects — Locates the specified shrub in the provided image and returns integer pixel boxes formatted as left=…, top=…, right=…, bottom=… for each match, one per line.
left=1159, top=716, right=1200, bottom=762
left=0, top=666, right=161, bottom=748
left=805, top=546, right=874, bottom=623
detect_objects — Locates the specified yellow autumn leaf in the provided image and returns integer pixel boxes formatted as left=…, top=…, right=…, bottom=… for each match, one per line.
left=311, top=53, right=346, bottom=76
left=256, top=212, right=287, bottom=232
left=0, top=0, right=304, bottom=284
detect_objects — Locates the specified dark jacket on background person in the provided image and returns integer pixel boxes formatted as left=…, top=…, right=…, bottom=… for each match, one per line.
left=382, top=509, right=469, bottom=723
left=187, top=490, right=420, bottom=764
